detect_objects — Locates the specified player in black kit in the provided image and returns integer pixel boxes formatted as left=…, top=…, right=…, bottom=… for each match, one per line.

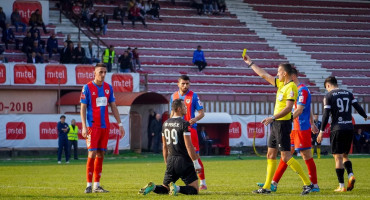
left=317, top=76, right=368, bottom=192
left=139, top=99, right=202, bottom=196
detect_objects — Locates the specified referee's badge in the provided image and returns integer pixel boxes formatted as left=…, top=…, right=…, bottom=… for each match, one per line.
left=278, top=94, right=283, bottom=101
left=289, top=91, right=295, bottom=97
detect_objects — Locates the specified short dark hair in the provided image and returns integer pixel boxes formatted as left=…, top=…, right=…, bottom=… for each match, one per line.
left=178, top=75, right=190, bottom=82
left=171, top=99, right=183, bottom=112
left=291, top=67, right=298, bottom=75
left=95, top=63, right=107, bottom=68
left=60, top=115, right=66, bottom=119
left=279, top=63, right=294, bottom=76
left=197, top=45, right=201, bottom=48
left=324, top=76, right=338, bottom=88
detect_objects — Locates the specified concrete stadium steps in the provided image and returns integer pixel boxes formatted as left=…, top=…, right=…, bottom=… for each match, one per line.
left=269, top=20, right=370, bottom=30
left=309, top=53, right=370, bottom=61
left=319, top=61, right=370, bottom=69
left=260, top=13, right=370, bottom=23
left=281, top=29, right=370, bottom=38
left=348, top=87, right=369, bottom=94
left=250, top=5, right=370, bottom=15
left=244, top=0, right=370, bottom=8
left=329, top=69, right=370, bottom=77
left=339, top=78, right=370, bottom=86
left=290, top=37, right=370, bottom=45
left=299, top=45, right=370, bottom=53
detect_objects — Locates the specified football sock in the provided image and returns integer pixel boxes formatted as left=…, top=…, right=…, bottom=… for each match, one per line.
left=86, top=157, right=95, bottom=183
left=153, top=185, right=168, bottom=194
left=272, top=158, right=288, bottom=183
left=311, top=148, right=314, bottom=156
left=305, top=158, right=318, bottom=185
left=94, top=157, right=104, bottom=183
left=317, top=148, right=321, bottom=159
left=87, top=182, right=92, bottom=187
left=198, top=158, right=206, bottom=181
left=287, top=157, right=311, bottom=186
left=200, top=179, right=206, bottom=186
left=179, top=186, right=198, bottom=195
left=94, top=182, right=100, bottom=189
left=344, top=161, right=353, bottom=177
left=336, top=168, right=345, bottom=184
left=262, top=159, right=277, bottom=190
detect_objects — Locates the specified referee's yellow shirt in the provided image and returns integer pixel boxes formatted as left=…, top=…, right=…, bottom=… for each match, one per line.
left=274, top=78, right=298, bottom=120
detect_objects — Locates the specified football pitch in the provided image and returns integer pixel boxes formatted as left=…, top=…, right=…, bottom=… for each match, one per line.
left=0, top=154, right=370, bottom=200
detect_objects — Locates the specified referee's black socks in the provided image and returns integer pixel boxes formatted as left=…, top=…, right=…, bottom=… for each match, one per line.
left=336, top=168, right=345, bottom=184
left=153, top=185, right=169, bottom=194
left=344, top=161, right=353, bottom=175
left=179, top=186, right=198, bottom=195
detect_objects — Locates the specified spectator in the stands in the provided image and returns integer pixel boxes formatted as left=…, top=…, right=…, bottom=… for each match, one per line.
left=99, top=10, right=109, bottom=35
left=89, top=10, right=101, bottom=33
left=31, top=30, right=45, bottom=50
left=211, top=0, right=219, bottom=15
left=147, top=0, right=161, bottom=20
left=2, top=24, right=19, bottom=50
left=64, top=42, right=75, bottom=63
left=113, top=4, right=126, bottom=27
left=127, top=0, right=136, bottom=15
left=130, top=3, right=147, bottom=28
left=22, top=32, right=33, bottom=56
left=0, top=7, right=6, bottom=30
left=74, top=42, right=86, bottom=64
left=65, top=34, right=73, bottom=46
left=203, top=0, right=213, bottom=15
left=11, top=9, right=27, bottom=33
left=132, top=47, right=141, bottom=71
left=193, top=0, right=204, bottom=15
left=137, top=0, right=146, bottom=16
left=27, top=51, right=42, bottom=63
left=81, top=4, right=90, bottom=25
left=143, top=0, right=152, bottom=16
left=31, top=41, right=44, bottom=63
left=29, top=9, right=49, bottom=34
left=85, top=42, right=100, bottom=64
left=127, top=47, right=133, bottom=59
left=217, top=0, right=226, bottom=13
left=118, top=51, right=133, bottom=73
left=193, top=45, right=207, bottom=72
left=60, top=41, right=68, bottom=63
left=102, top=45, right=115, bottom=72
left=47, top=33, right=59, bottom=59
left=0, top=46, right=8, bottom=63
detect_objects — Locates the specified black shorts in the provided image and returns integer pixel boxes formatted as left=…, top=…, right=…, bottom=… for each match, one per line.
left=163, top=156, right=198, bottom=186
left=330, top=130, right=354, bottom=154
left=268, top=120, right=292, bottom=151
left=311, top=133, right=321, bottom=146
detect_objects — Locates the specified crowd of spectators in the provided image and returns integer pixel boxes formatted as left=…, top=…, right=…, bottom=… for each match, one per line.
left=191, top=0, right=227, bottom=15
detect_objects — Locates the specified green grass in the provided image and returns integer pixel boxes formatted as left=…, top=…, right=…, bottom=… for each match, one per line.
left=0, top=154, right=369, bottom=200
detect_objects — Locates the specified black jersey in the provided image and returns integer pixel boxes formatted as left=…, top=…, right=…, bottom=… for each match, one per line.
left=322, top=89, right=358, bottom=131
left=162, top=117, right=191, bottom=160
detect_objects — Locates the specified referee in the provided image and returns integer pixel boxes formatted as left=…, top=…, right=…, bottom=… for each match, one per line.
left=243, top=54, right=313, bottom=195
left=317, top=76, right=368, bottom=192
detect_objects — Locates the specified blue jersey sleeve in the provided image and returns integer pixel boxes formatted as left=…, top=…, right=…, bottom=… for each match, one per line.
left=193, top=93, right=203, bottom=111
left=80, top=85, right=89, bottom=104
left=109, top=84, right=115, bottom=103
left=297, top=88, right=309, bottom=106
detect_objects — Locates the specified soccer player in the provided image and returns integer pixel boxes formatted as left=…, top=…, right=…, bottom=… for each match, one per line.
left=170, top=75, right=207, bottom=190
left=80, top=63, right=125, bottom=193
left=243, top=54, right=313, bottom=195
left=139, top=99, right=202, bottom=195
left=317, top=76, right=368, bottom=192
left=258, top=68, right=320, bottom=192
left=311, top=114, right=322, bottom=158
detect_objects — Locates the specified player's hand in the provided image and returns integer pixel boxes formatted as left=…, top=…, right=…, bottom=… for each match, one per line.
left=311, top=124, right=319, bottom=134
left=193, top=159, right=202, bottom=173
left=119, top=126, right=125, bottom=139
left=242, top=54, right=252, bottom=65
left=189, top=118, right=197, bottom=126
left=82, top=127, right=88, bottom=138
left=365, top=116, right=370, bottom=121
left=261, top=117, right=274, bottom=126
left=317, top=131, right=323, bottom=144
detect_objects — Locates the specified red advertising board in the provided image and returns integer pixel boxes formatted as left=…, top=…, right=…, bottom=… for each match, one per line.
left=75, top=65, right=95, bottom=85
left=6, top=122, right=26, bottom=140
left=39, top=122, right=58, bottom=139
left=247, top=122, right=265, bottom=138
left=45, top=65, right=67, bottom=84
left=229, top=122, right=242, bottom=139
left=0, top=64, right=6, bottom=83
left=13, top=1, right=42, bottom=24
left=14, top=64, right=36, bottom=84
left=111, top=74, right=133, bottom=92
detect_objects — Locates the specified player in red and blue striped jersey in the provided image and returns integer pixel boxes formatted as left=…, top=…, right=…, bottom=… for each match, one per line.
left=80, top=63, right=125, bottom=193
left=170, top=75, right=207, bottom=190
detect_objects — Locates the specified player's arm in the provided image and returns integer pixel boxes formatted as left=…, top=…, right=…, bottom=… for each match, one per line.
left=162, top=135, right=168, bottom=164
left=243, top=54, right=275, bottom=86
left=310, top=108, right=319, bottom=134
left=190, top=109, right=204, bottom=126
left=184, top=133, right=202, bottom=172
left=262, top=100, right=294, bottom=125
left=352, top=100, right=368, bottom=120
left=80, top=103, right=88, bottom=138
left=110, top=102, right=125, bottom=139
left=292, top=105, right=304, bottom=119
left=317, top=97, right=330, bottom=143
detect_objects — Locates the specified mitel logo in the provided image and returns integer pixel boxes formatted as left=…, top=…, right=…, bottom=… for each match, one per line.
left=45, top=65, right=67, bottom=84
left=6, top=122, right=26, bottom=140
left=13, top=1, right=42, bottom=24
left=0, top=64, right=6, bottom=83
left=109, top=123, right=120, bottom=140
left=39, top=122, right=58, bottom=139
left=14, top=64, right=36, bottom=84
left=229, top=122, right=242, bottom=138
left=247, top=122, right=265, bottom=138
left=323, top=123, right=331, bottom=138
left=75, top=65, right=95, bottom=84
left=112, top=74, right=133, bottom=92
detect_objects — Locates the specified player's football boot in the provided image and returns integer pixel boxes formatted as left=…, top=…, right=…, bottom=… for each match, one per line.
left=252, top=188, right=271, bottom=194
left=256, top=183, right=277, bottom=192
left=312, top=186, right=320, bottom=192
left=199, top=185, right=208, bottom=190
left=138, top=182, right=155, bottom=195
left=334, top=186, right=346, bottom=192
left=93, top=186, right=109, bottom=193
left=347, top=176, right=356, bottom=191
left=301, top=184, right=313, bottom=195
left=84, top=186, right=92, bottom=193
left=169, top=182, right=178, bottom=196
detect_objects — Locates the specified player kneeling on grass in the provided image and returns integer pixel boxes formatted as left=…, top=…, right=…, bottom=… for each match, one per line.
left=139, top=99, right=201, bottom=196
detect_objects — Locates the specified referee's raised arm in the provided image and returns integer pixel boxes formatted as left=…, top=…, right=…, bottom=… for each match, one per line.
left=243, top=55, right=275, bottom=86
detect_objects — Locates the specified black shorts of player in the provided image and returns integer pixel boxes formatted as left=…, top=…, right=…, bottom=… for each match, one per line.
left=163, top=156, right=198, bottom=186
left=311, top=133, right=321, bottom=146
left=330, top=130, right=354, bottom=154
left=268, top=120, right=292, bottom=151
